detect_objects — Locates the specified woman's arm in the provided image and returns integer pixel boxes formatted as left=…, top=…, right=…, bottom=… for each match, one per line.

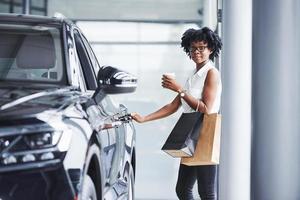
left=181, top=69, right=219, bottom=113
left=131, top=95, right=181, bottom=123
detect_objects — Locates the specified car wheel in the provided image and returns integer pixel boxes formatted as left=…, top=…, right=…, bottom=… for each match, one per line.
left=81, top=175, right=97, bottom=200
left=126, top=165, right=135, bottom=200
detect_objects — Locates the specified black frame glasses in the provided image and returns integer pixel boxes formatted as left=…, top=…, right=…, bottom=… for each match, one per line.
left=189, top=46, right=208, bottom=53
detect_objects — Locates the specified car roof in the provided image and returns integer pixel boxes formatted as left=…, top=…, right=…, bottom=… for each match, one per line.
left=0, top=13, right=73, bottom=27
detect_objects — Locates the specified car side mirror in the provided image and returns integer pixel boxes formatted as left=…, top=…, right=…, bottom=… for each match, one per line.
left=97, top=66, right=137, bottom=94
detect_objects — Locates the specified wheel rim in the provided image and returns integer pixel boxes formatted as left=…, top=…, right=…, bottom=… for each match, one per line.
left=81, top=175, right=97, bottom=200
left=128, top=167, right=134, bottom=200
left=129, top=176, right=133, bottom=200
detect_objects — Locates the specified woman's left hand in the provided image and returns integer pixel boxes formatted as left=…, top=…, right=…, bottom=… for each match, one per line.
left=161, top=75, right=182, bottom=93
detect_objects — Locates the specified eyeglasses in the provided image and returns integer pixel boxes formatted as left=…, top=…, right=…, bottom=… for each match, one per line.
left=189, top=46, right=208, bottom=53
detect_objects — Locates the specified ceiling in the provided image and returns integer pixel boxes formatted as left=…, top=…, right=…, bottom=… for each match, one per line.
left=47, top=0, right=206, bottom=22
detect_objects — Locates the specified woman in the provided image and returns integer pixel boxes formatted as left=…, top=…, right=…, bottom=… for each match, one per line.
left=131, top=27, right=222, bottom=200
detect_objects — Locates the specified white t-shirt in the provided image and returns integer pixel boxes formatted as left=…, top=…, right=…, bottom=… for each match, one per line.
left=181, top=61, right=222, bottom=113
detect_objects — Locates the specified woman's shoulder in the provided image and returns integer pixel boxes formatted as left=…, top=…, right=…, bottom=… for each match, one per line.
left=206, top=67, right=221, bottom=83
left=207, top=61, right=220, bottom=74
left=208, top=66, right=219, bottom=74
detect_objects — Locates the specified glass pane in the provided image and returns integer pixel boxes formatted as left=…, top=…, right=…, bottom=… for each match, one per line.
left=0, top=3, right=9, bottom=13
left=77, top=21, right=199, bottom=43
left=31, top=10, right=45, bottom=16
left=0, top=24, right=65, bottom=84
left=12, top=5, right=22, bottom=14
left=31, top=0, right=44, bottom=7
left=78, top=21, right=200, bottom=199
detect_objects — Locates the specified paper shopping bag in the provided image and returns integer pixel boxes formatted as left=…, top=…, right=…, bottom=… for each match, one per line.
left=181, top=113, right=221, bottom=165
left=161, top=112, right=204, bottom=157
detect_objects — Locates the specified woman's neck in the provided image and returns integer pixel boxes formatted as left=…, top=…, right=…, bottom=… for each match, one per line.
left=196, top=59, right=209, bottom=71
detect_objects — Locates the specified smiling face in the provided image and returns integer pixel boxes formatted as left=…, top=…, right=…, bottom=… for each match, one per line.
left=189, top=41, right=212, bottom=66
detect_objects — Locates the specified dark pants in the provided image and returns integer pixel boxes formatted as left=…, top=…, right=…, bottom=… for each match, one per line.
left=176, top=164, right=217, bottom=200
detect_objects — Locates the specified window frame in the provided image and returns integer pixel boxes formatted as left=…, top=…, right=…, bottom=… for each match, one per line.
left=73, top=29, right=97, bottom=90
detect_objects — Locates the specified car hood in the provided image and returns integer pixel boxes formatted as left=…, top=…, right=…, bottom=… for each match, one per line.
left=0, top=86, right=81, bottom=118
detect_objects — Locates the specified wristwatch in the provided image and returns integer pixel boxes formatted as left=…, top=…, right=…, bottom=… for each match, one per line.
left=178, top=90, right=186, bottom=98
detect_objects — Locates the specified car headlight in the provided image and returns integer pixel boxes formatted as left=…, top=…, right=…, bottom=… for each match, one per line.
left=26, top=131, right=61, bottom=148
left=0, top=129, right=70, bottom=170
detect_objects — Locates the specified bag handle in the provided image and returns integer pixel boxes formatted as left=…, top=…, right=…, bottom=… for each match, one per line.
left=195, top=100, right=200, bottom=112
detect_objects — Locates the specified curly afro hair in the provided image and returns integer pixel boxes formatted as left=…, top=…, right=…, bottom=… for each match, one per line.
left=181, top=27, right=222, bottom=61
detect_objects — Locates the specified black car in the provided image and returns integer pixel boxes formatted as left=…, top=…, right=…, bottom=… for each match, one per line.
left=0, top=14, right=137, bottom=200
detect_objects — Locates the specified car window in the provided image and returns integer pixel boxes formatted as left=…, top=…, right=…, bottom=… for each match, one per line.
left=0, top=24, right=66, bottom=84
left=74, top=30, right=97, bottom=90
left=80, top=35, right=101, bottom=78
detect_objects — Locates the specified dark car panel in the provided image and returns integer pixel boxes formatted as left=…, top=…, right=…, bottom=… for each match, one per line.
left=0, top=13, right=137, bottom=200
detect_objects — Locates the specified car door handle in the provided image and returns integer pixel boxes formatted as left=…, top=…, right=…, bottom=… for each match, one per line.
left=117, top=114, right=132, bottom=122
left=100, top=121, right=123, bottom=130
left=100, top=114, right=132, bottom=130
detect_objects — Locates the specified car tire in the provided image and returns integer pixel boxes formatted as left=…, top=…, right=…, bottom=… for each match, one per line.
left=81, top=175, right=97, bottom=200
left=126, top=165, right=135, bottom=200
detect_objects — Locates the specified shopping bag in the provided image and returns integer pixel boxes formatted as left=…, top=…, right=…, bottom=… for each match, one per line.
left=181, top=113, right=221, bottom=166
left=161, top=112, right=204, bottom=157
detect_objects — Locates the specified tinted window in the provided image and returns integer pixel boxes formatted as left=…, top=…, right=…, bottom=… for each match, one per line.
left=0, top=24, right=66, bottom=84
left=81, top=35, right=101, bottom=77
left=74, top=30, right=97, bottom=90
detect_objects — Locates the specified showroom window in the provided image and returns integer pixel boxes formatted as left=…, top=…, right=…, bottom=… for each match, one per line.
left=0, top=0, right=47, bottom=15
left=77, top=21, right=200, bottom=199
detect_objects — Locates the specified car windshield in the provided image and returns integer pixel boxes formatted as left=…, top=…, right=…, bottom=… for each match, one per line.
left=0, top=23, right=66, bottom=84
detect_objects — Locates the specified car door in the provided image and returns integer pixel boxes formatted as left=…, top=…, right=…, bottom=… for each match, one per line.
left=73, top=30, right=122, bottom=185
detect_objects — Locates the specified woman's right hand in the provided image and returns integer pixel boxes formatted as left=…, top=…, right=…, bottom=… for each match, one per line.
left=131, top=112, right=146, bottom=123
